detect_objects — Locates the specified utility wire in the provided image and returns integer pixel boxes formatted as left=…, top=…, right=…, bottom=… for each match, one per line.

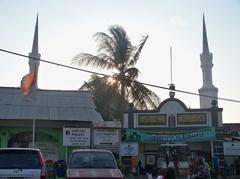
left=1, top=48, right=240, bottom=103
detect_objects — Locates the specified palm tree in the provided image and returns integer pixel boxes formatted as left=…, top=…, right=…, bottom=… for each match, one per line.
left=80, top=75, right=128, bottom=121
left=73, top=25, right=160, bottom=111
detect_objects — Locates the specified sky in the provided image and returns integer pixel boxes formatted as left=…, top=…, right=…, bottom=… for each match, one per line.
left=0, top=0, right=240, bottom=123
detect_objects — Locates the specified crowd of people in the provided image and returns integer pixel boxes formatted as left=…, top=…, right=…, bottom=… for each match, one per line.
left=135, top=156, right=212, bottom=179
left=146, top=167, right=176, bottom=179
left=187, top=157, right=211, bottom=179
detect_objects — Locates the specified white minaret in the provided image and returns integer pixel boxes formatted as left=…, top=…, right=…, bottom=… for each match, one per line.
left=198, top=14, right=218, bottom=108
left=29, top=15, right=40, bottom=89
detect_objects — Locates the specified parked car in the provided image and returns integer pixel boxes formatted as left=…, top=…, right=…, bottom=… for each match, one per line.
left=66, top=149, right=123, bottom=179
left=0, top=148, right=47, bottom=179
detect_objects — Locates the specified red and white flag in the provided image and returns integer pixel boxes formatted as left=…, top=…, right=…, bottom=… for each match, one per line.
left=20, top=70, right=36, bottom=95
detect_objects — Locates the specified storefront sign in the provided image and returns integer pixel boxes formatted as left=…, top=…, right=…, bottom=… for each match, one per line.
left=146, top=155, right=155, bottom=165
left=94, top=128, right=119, bottom=145
left=224, top=142, right=240, bottom=156
left=126, top=127, right=215, bottom=143
left=138, top=114, right=167, bottom=126
left=177, top=113, right=207, bottom=125
left=120, top=142, right=138, bottom=156
left=63, top=127, right=90, bottom=146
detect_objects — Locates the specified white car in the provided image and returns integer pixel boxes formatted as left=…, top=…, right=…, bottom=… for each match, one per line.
left=0, top=148, right=47, bottom=179
left=66, top=149, right=123, bottom=179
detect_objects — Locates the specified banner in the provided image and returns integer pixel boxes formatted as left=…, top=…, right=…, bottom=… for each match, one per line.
left=126, top=127, right=215, bottom=143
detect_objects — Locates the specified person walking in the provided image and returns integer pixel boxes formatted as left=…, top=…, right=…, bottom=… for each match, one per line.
left=166, top=153, right=169, bottom=168
left=172, top=151, right=179, bottom=175
left=164, top=167, right=176, bottom=179
left=136, top=160, right=142, bottom=176
left=157, top=168, right=166, bottom=179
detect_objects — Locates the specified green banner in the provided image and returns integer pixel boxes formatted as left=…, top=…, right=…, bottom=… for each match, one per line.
left=126, top=127, right=215, bottom=143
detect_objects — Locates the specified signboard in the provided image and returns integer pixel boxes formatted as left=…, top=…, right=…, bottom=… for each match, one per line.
left=120, top=142, right=138, bottom=156
left=29, top=142, right=58, bottom=161
left=138, top=114, right=167, bottom=126
left=126, top=127, right=216, bottom=143
left=93, top=121, right=121, bottom=128
left=177, top=113, right=207, bottom=125
left=63, top=127, right=90, bottom=146
left=146, top=155, right=155, bottom=165
left=224, top=142, right=240, bottom=156
left=94, top=128, right=119, bottom=145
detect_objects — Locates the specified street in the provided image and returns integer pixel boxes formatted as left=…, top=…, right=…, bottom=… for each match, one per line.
left=125, top=175, right=240, bottom=179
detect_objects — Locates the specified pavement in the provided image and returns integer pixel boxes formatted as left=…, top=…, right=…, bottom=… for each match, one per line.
left=124, top=174, right=240, bottom=179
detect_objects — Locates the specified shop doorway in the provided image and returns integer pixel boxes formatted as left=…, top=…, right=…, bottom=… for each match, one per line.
left=158, top=143, right=190, bottom=169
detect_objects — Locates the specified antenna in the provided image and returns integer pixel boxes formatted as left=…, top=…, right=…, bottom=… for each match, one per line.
left=169, top=46, right=175, bottom=98
left=170, top=46, right=173, bottom=84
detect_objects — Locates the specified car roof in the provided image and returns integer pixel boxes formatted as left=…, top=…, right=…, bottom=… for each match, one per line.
left=0, top=148, right=40, bottom=151
left=71, top=149, right=113, bottom=153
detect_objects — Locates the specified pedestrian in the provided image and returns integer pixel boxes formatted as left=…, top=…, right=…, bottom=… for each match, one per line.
left=166, top=153, right=169, bottom=168
left=212, top=155, right=219, bottom=176
left=146, top=172, right=153, bottom=179
left=164, top=167, right=176, bottom=179
left=172, top=151, right=179, bottom=175
left=188, top=157, right=197, bottom=177
left=196, top=157, right=211, bottom=179
left=157, top=168, right=166, bottom=179
left=137, top=160, right=142, bottom=175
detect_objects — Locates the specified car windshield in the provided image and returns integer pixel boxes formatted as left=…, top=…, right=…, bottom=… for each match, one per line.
left=0, top=150, right=40, bottom=169
left=69, top=151, right=117, bottom=169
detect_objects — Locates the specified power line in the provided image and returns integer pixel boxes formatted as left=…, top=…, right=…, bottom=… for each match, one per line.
left=1, top=48, right=240, bottom=104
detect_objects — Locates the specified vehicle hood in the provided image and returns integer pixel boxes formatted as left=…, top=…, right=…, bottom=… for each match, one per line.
left=67, top=168, right=123, bottom=178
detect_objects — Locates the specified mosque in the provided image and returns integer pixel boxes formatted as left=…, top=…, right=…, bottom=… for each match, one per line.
left=0, top=14, right=239, bottom=177
left=122, top=15, right=225, bottom=175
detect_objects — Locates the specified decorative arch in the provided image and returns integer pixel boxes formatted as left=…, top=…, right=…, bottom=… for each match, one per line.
left=157, top=97, right=188, bottom=111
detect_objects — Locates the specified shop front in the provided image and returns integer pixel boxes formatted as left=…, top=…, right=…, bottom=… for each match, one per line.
left=123, top=97, right=224, bottom=175
left=124, top=127, right=215, bottom=174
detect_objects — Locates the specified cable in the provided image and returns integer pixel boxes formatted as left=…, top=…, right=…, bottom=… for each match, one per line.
left=1, top=48, right=240, bottom=103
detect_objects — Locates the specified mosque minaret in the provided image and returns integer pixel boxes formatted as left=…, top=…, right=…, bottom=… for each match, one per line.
left=28, top=15, right=40, bottom=89
left=198, top=14, right=218, bottom=108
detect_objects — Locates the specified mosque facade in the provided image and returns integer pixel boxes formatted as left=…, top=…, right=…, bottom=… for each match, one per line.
left=122, top=15, right=225, bottom=176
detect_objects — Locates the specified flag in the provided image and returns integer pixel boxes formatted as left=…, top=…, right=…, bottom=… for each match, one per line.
left=20, top=70, right=36, bottom=95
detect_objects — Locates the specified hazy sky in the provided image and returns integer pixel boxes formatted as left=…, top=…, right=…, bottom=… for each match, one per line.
left=0, top=0, right=240, bottom=123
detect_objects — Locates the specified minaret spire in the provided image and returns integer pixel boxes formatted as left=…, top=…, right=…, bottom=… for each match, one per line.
left=198, top=14, right=218, bottom=108
left=29, top=14, right=40, bottom=89
left=32, top=14, right=39, bottom=55
left=202, top=14, right=209, bottom=53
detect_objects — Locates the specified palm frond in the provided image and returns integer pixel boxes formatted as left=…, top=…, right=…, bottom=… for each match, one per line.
left=125, top=67, right=140, bottom=80
left=129, top=82, right=160, bottom=110
left=129, top=34, right=149, bottom=66
left=72, top=53, right=115, bottom=69
left=94, top=32, right=116, bottom=58
left=108, top=25, right=133, bottom=67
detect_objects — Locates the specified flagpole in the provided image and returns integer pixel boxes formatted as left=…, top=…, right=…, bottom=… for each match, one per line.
left=32, top=92, right=37, bottom=148
left=32, top=118, right=35, bottom=148
left=20, top=14, right=39, bottom=149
